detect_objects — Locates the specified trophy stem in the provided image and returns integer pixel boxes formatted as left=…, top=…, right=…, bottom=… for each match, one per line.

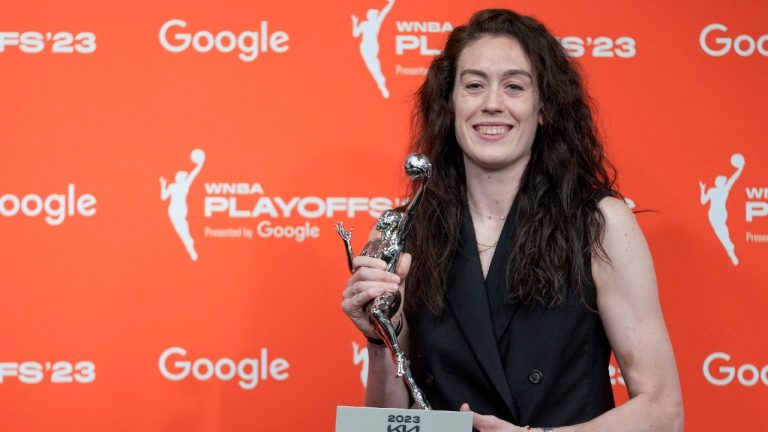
left=402, top=368, right=431, bottom=410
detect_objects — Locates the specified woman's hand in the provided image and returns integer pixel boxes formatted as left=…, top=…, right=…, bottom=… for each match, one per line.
left=460, top=403, right=527, bottom=432
left=341, top=253, right=411, bottom=339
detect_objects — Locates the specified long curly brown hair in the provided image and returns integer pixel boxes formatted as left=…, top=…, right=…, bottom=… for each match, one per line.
left=404, top=9, right=618, bottom=316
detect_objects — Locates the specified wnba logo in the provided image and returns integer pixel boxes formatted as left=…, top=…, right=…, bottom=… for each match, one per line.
left=161, top=149, right=205, bottom=261
left=699, top=153, right=744, bottom=265
left=352, top=0, right=396, bottom=98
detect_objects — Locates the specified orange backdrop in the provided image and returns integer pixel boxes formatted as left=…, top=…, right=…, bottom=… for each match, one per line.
left=1, top=0, right=767, bottom=430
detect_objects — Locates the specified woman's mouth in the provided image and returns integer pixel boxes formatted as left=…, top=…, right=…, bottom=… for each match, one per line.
left=473, top=124, right=512, bottom=138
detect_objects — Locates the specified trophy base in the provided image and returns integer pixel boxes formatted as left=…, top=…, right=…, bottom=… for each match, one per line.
left=335, top=406, right=472, bottom=432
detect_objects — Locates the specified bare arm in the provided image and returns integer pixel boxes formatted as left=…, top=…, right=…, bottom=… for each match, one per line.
left=567, top=197, right=683, bottom=431
left=464, top=198, right=683, bottom=432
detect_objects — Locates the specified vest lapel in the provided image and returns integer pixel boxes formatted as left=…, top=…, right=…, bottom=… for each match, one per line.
left=484, top=199, right=520, bottom=342
left=445, top=205, right=518, bottom=421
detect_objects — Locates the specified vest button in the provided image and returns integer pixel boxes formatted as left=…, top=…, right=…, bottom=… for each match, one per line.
left=425, top=373, right=434, bottom=386
left=528, top=370, right=543, bottom=384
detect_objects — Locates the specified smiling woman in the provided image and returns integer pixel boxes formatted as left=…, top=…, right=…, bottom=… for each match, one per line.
left=341, top=8, right=683, bottom=432
left=452, top=36, right=542, bottom=181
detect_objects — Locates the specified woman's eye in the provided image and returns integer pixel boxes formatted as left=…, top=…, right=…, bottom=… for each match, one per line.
left=506, top=83, right=524, bottom=92
left=465, top=82, right=483, bottom=90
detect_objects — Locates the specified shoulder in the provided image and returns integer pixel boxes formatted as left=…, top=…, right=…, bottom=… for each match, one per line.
left=592, top=196, right=655, bottom=293
left=596, top=196, right=634, bottom=224
left=593, top=195, right=649, bottom=271
left=595, top=196, right=642, bottom=246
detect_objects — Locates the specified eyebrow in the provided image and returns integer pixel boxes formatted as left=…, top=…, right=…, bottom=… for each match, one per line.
left=459, top=68, right=533, bottom=80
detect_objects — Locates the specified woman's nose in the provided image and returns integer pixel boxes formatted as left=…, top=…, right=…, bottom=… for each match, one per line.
left=482, top=88, right=503, bottom=113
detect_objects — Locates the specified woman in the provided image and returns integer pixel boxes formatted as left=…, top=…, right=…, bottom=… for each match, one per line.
left=342, top=9, right=683, bottom=431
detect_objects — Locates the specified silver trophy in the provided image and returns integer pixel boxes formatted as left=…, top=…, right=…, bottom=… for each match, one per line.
left=336, top=153, right=431, bottom=410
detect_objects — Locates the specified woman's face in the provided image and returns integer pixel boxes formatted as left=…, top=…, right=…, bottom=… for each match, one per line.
left=452, top=36, right=542, bottom=174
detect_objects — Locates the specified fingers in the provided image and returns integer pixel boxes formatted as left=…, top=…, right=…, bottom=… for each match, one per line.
left=459, top=403, right=517, bottom=431
left=346, top=266, right=400, bottom=291
left=352, top=254, right=411, bottom=276
left=396, top=252, right=412, bottom=281
left=471, top=412, right=499, bottom=429
left=342, top=254, right=408, bottom=337
left=343, top=279, right=399, bottom=300
left=341, top=284, right=397, bottom=313
left=352, top=255, right=387, bottom=272
left=343, top=258, right=400, bottom=309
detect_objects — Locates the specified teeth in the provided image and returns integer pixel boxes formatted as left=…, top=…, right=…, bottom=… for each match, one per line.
left=476, top=125, right=510, bottom=135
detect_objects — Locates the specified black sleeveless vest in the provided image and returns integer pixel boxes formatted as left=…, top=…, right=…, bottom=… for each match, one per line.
left=406, top=201, right=614, bottom=427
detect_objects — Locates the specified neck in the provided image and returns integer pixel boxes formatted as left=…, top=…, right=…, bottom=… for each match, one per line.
left=464, top=156, right=528, bottom=218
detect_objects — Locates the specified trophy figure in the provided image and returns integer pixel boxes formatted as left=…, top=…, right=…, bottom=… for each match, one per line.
left=336, top=153, right=431, bottom=410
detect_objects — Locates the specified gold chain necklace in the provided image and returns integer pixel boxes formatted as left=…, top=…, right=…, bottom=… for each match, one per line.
left=477, top=240, right=498, bottom=253
left=468, top=205, right=507, bottom=221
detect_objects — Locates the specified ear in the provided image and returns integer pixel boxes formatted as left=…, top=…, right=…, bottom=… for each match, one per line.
left=538, top=106, right=545, bottom=125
